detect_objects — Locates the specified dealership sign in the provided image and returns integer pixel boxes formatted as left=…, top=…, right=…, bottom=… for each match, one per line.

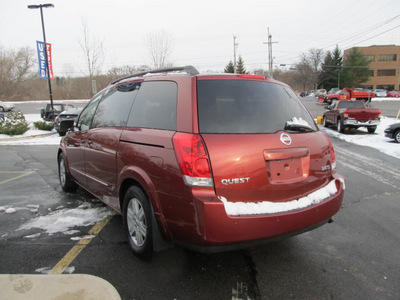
left=36, top=41, right=54, bottom=79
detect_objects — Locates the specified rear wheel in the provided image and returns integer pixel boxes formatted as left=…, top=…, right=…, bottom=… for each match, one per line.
left=58, top=153, right=78, bottom=192
left=367, top=126, right=377, bottom=134
left=323, top=116, right=328, bottom=127
left=123, top=186, right=153, bottom=258
left=337, top=118, right=345, bottom=133
left=394, top=130, right=400, bottom=143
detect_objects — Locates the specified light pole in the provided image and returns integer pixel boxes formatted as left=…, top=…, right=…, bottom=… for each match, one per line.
left=28, top=3, right=54, bottom=115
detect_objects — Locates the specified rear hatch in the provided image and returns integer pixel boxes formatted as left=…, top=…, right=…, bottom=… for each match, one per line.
left=197, top=78, right=335, bottom=204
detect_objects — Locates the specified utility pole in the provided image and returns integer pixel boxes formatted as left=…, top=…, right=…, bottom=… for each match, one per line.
left=233, top=35, right=238, bottom=74
left=263, top=28, right=278, bottom=76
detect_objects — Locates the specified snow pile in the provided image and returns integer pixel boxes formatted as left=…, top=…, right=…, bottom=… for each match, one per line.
left=219, top=179, right=343, bottom=216
left=0, top=114, right=61, bottom=145
left=286, top=117, right=312, bottom=128
left=17, top=203, right=114, bottom=235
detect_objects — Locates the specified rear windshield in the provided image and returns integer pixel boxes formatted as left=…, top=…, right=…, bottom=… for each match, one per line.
left=197, top=80, right=317, bottom=134
left=337, top=101, right=364, bottom=108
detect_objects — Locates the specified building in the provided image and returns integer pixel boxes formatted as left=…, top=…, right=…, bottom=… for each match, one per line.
left=344, top=45, right=400, bottom=90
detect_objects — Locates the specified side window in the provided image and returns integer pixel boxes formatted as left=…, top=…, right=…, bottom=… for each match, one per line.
left=127, top=81, right=177, bottom=130
left=77, top=93, right=103, bottom=131
left=91, top=83, right=139, bottom=128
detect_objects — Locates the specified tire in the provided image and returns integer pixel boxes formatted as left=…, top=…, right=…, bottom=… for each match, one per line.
left=0, top=106, right=4, bottom=112
left=323, top=116, right=328, bottom=127
left=58, top=153, right=78, bottom=192
left=367, top=126, right=376, bottom=134
left=58, top=131, right=66, bottom=137
left=394, top=130, right=400, bottom=143
left=337, top=118, right=345, bottom=133
left=123, top=186, right=153, bottom=258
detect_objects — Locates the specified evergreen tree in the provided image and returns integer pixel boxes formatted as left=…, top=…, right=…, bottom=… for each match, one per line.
left=319, top=45, right=343, bottom=90
left=224, top=61, right=235, bottom=73
left=341, top=48, right=371, bottom=88
left=236, top=56, right=249, bottom=74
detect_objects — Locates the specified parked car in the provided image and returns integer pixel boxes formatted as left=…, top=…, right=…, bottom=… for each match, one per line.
left=384, top=123, right=400, bottom=143
left=54, top=108, right=82, bottom=136
left=323, top=100, right=381, bottom=133
left=315, top=89, right=327, bottom=97
left=58, top=66, right=345, bottom=258
left=387, top=90, right=400, bottom=97
left=328, top=88, right=340, bottom=94
left=40, top=103, right=74, bottom=121
left=372, top=89, right=387, bottom=97
left=0, top=101, right=15, bottom=112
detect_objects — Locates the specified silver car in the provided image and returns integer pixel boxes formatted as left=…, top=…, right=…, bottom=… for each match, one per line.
left=0, top=101, right=15, bottom=112
left=372, top=89, right=387, bottom=97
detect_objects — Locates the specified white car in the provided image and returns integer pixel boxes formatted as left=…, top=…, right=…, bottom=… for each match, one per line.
left=372, top=89, right=387, bottom=97
left=0, top=101, right=15, bottom=112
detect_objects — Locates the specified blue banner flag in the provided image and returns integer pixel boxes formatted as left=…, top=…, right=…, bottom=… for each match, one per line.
left=36, top=41, right=54, bottom=79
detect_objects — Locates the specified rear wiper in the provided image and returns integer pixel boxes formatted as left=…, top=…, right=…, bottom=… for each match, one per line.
left=284, top=123, right=315, bottom=132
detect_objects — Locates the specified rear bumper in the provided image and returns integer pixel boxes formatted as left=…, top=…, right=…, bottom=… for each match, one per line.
left=184, top=177, right=344, bottom=250
left=343, top=120, right=379, bottom=126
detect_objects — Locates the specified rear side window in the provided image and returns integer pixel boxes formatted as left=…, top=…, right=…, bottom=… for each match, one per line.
left=197, top=80, right=317, bottom=134
left=127, top=81, right=177, bottom=130
left=91, top=83, right=139, bottom=128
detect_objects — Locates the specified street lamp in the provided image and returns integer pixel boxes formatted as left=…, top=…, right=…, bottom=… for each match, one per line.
left=27, top=3, right=55, bottom=115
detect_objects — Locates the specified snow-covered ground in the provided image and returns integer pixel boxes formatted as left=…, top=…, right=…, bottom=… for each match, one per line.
left=320, top=116, right=400, bottom=159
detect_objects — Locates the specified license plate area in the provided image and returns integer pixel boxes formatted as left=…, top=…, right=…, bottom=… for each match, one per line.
left=264, top=148, right=310, bottom=184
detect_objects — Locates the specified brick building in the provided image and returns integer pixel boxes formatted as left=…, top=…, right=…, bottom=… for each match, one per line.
left=344, top=45, right=400, bottom=90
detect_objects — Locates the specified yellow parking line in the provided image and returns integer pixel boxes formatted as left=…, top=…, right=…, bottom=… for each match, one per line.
left=50, top=215, right=113, bottom=274
left=0, top=171, right=36, bottom=185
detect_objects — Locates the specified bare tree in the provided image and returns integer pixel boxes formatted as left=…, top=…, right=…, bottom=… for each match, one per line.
left=297, top=48, right=324, bottom=90
left=0, top=46, right=36, bottom=99
left=79, top=21, right=105, bottom=78
left=107, top=64, right=150, bottom=79
left=146, top=30, right=173, bottom=69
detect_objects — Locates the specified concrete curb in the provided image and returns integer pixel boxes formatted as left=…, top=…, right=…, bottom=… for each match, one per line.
left=0, top=132, right=56, bottom=142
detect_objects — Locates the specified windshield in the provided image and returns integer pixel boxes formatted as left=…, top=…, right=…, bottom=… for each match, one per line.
left=197, top=80, right=317, bottom=134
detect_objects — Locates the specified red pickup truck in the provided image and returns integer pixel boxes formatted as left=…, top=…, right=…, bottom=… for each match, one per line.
left=323, top=100, right=381, bottom=133
left=318, top=88, right=375, bottom=104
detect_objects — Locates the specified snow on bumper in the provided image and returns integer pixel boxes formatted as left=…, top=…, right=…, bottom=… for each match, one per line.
left=219, top=178, right=345, bottom=216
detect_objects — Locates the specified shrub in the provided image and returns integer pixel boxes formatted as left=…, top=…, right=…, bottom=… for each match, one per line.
left=34, top=120, right=54, bottom=131
left=0, top=111, right=29, bottom=136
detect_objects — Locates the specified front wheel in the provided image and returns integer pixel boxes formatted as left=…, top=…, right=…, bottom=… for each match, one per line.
left=58, top=153, right=78, bottom=192
left=394, top=130, right=400, bottom=143
left=123, top=186, right=153, bottom=259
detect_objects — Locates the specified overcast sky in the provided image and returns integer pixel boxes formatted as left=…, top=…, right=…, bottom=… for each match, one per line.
left=1, top=0, right=399, bottom=77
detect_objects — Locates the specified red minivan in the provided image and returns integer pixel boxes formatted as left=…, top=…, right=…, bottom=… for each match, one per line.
left=58, top=66, right=344, bottom=258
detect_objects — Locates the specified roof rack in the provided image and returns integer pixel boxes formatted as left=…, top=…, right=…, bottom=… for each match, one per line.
left=110, top=65, right=199, bottom=85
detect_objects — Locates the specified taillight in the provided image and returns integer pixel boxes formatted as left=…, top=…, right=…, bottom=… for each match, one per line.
left=322, top=132, right=336, bottom=171
left=343, top=109, right=349, bottom=118
left=378, top=110, right=381, bottom=120
left=173, top=133, right=213, bottom=187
